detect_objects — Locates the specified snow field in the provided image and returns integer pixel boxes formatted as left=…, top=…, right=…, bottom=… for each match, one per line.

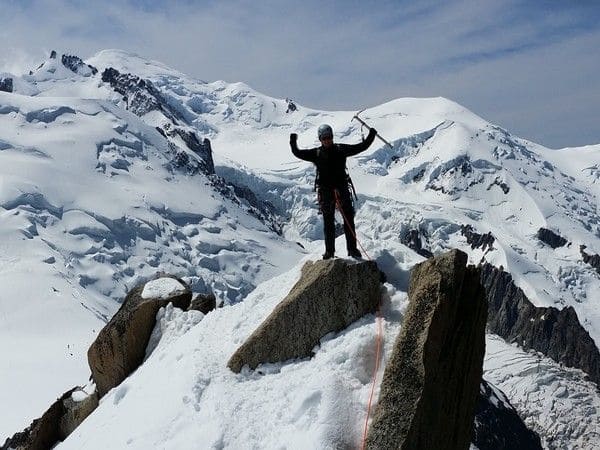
left=58, top=258, right=408, bottom=450
left=1, top=49, right=599, bottom=447
left=484, top=335, right=600, bottom=449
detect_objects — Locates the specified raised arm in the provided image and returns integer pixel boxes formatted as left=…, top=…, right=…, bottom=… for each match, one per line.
left=340, top=128, right=377, bottom=157
left=290, top=133, right=318, bottom=162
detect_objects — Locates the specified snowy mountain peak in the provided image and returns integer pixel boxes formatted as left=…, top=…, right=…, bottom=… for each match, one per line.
left=1, top=49, right=600, bottom=448
left=87, top=49, right=198, bottom=83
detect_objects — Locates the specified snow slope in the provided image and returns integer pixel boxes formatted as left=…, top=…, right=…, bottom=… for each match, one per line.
left=58, top=260, right=408, bottom=450
left=484, top=335, right=600, bottom=449
left=0, top=55, right=304, bottom=437
left=1, top=49, right=599, bottom=447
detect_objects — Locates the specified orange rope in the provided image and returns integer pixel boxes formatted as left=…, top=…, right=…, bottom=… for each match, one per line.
left=333, top=190, right=383, bottom=450
left=361, top=306, right=383, bottom=450
left=333, top=190, right=372, bottom=261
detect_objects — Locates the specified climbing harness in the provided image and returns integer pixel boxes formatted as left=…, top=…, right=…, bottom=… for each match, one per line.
left=333, top=190, right=383, bottom=450
left=346, top=170, right=358, bottom=202
left=313, top=146, right=358, bottom=212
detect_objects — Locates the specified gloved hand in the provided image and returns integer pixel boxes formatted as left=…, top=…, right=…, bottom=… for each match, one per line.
left=290, top=133, right=298, bottom=145
left=368, top=128, right=377, bottom=138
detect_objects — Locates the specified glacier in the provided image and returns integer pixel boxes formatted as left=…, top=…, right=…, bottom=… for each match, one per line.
left=1, top=49, right=599, bottom=449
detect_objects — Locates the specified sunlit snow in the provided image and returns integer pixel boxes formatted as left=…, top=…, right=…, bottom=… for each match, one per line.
left=1, top=49, right=599, bottom=448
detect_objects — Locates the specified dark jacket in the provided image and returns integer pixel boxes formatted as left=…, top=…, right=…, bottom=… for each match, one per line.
left=291, top=128, right=376, bottom=188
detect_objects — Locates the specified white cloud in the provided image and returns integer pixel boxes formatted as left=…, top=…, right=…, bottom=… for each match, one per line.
left=0, top=48, right=40, bottom=75
left=0, top=0, right=598, bottom=147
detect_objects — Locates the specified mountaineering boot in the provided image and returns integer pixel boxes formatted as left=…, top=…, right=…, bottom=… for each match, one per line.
left=348, top=248, right=362, bottom=259
left=322, top=252, right=334, bottom=260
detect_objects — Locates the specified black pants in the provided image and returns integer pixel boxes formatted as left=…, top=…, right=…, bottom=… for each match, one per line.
left=318, top=186, right=358, bottom=255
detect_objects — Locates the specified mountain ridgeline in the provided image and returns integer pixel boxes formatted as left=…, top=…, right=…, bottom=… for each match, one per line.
left=0, top=49, right=599, bottom=448
left=4, top=251, right=542, bottom=450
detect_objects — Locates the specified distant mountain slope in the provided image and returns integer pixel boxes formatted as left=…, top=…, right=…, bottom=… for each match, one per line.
left=1, top=49, right=599, bottom=446
left=0, top=52, right=304, bottom=437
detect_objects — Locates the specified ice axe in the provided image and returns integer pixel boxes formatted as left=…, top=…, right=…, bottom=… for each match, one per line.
left=352, top=110, right=394, bottom=149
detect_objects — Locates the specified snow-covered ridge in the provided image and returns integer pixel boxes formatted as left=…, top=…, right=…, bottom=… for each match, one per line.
left=1, top=49, right=599, bottom=447
left=0, top=51, right=305, bottom=438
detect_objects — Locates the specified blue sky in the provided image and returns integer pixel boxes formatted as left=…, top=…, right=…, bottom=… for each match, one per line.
left=1, top=0, right=599, bottom=148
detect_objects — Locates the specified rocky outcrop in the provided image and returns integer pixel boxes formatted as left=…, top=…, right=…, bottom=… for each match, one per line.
left=366, top=249, right=487, bottom=450
left=228, top=259, right=382, bottom=372
left=101, top=67, right=216, bottom=177
left=61, top=54, right=98, bottom=76
left=102, top=67, right=165, bottom=117
left=167, top=142, right=212, bottom=176
left=172, top=129, right=215, bottom=175
left=481, top=263, right=600, bottom=385
left=401, top=229, right=433, bottom=258
left=101, top=67, right=186, bottom=122
left=488, top=177, right=510, bottom=194
left=580, top=245, right=600, bottom=275
left=4, top=275, right=193, bottom=446
left=472, top=380, right=542, bottom=450
left=285, top=98, right=297, bottom=113
left=0, top=77, right=13, bottom=93
left=536, top=227, right=567, bottom=248
left=461, top=224, right=495, bottom=252
left=88, top=276, right=192, bottom=396
left=59, top=390, right=99, bottom=437
left=1, top=388, right=98, bottom=450
left=206, top=173, right=284, bottom=235
left=189, top=292, right=217, bottom=314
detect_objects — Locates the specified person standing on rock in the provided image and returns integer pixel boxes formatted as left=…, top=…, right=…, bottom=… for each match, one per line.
left=290, top=124, right=376, bottom=260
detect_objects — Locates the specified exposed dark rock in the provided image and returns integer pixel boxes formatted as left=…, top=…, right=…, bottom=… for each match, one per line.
left=102, top=67, right=165, bottom=117
left=102, top=67, right=216, bottom=177
left=490, top=126, right=539, bottom=162
left=2, top=389, right=71, bottom=450
left=228, top=259, right=382, bottom=372
left=411, top=167, right=425, bottom=182
left=230, top=183, right=260, bottom=208
left=189, top=292, right=217, bottom=314
left=487, top=177, right=510, bottom=194
left=2, top=387, right=98, bottom=450
left=285, top=97, right=297, bottom=113
left=209, top=175, right=283, bottom=235
left=401, top=229, right=433, bottom=258
left=426, top=155, right=489, bottom=194
left=461, top=224, right=495, bottom=252
left=88, top=275, right=192, bottom=396
left=59, top=390, right=99, bottom=437
left=230, top=182, right=280, bottom=231
left=580, top=245, right=600, bottom=275
left=536, top=227, right=567, bottom=248
left=173, top=129, right=215, bottom=175
left=0, top=77, right=13, bottom=93
left=366, top=249, right=487, bottom=450
left=472, top=380, right=542, bottom=450
left=50, top=50, right=57, bottom=59
left=61, top=54, right=98, bottom=76
left=167, top=143, right=207, bottom=176
left=481, top=263, right=600, bottom=385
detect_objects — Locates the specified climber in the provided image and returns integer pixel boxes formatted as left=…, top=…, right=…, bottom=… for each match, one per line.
left=290, top=124, right=376, bottom=260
